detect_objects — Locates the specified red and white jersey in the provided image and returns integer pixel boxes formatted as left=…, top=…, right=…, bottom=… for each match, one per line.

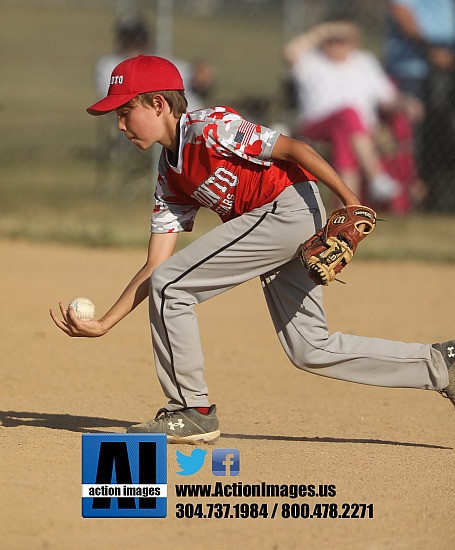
left=152, top=106, right=315, bottom=233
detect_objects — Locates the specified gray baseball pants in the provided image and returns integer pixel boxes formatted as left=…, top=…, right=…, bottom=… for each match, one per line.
left=149, top=182, right=448, bottom=410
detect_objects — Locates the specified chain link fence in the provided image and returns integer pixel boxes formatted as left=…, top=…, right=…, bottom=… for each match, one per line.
left=1, top=0, right=454, bottom=215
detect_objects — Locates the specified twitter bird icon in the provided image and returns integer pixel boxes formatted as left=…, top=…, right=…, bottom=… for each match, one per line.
left=176, top=449, right=207, bottom=476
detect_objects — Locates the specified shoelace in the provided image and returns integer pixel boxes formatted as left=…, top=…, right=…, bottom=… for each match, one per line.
left=154, top=408, right=174, bottom=421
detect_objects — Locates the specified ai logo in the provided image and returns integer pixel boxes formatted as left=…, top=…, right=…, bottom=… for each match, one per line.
left=82, top=434, right=167, bottom=518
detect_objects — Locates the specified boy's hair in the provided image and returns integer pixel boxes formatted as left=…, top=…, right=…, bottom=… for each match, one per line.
left=132, top=90, right=188, bottom=117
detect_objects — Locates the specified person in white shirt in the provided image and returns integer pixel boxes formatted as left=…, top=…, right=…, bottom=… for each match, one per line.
left=284, top=20, right=403, bottom=205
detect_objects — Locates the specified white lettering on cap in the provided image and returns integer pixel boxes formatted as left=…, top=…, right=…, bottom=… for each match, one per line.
left=110, top=75, right=124, bottom=85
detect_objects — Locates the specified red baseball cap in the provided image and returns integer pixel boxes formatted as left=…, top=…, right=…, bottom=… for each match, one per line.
left=86, top=55, right=185, bottom=116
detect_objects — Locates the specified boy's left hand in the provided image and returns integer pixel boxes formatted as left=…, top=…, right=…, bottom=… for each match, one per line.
left=300, top=205, right=376, bottom=285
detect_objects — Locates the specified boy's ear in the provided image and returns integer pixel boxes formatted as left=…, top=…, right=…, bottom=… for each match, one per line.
left=152, top=94, right=166, bottom=114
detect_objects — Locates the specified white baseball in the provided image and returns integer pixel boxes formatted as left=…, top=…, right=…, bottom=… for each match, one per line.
left=68, top=297, right=95, bottom=320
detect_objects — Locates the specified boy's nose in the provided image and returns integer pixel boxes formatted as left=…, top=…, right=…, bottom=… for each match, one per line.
left=117, top=117, right=126, bottom=132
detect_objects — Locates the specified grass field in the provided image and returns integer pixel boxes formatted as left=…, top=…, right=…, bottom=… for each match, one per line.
left=3, top=150, right=455, bottom=261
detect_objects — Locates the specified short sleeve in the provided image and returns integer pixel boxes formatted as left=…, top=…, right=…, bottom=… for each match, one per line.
left=203, top=110, right=280, bottom=165
left=151, top=177, right=199, bottom=233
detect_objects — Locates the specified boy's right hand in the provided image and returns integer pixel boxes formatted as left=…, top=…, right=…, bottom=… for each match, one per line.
left=50, top=302, right=108, bottom=338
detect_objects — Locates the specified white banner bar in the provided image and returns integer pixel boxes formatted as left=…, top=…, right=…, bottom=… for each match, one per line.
left=82, top=484, right=167, bottom=498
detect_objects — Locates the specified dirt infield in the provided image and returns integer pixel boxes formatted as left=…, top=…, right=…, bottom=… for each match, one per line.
left=1, top=239, right=454, bottom=550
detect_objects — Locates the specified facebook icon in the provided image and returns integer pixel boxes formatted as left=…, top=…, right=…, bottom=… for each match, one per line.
left=212, top=448, right=240, bottom=476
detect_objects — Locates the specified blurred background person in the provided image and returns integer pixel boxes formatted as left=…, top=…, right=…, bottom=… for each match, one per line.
left=384, top=0, right=455, bottom=211
left=284, top=18, right=418, bottom=212
left=94, top=12, right=150, bottom=100
left=95, top=11, right=216, bottom=111
left=93, top=11, right=216, bottom=193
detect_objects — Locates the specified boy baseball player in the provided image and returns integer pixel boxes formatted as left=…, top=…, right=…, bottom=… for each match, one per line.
left=50, top=55, right=454, bottom=443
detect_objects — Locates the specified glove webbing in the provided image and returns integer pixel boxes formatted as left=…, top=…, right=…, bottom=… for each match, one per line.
left=306, top=236, right=353, bottom=285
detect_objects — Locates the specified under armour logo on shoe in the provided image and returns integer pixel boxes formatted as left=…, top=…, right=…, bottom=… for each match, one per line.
left=168, top=419, right=185, bottom=431
left=448, top=346, right=455, bottom=358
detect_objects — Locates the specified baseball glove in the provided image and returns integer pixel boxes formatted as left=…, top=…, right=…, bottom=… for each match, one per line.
left=300, top=205, right=376, bottom=286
